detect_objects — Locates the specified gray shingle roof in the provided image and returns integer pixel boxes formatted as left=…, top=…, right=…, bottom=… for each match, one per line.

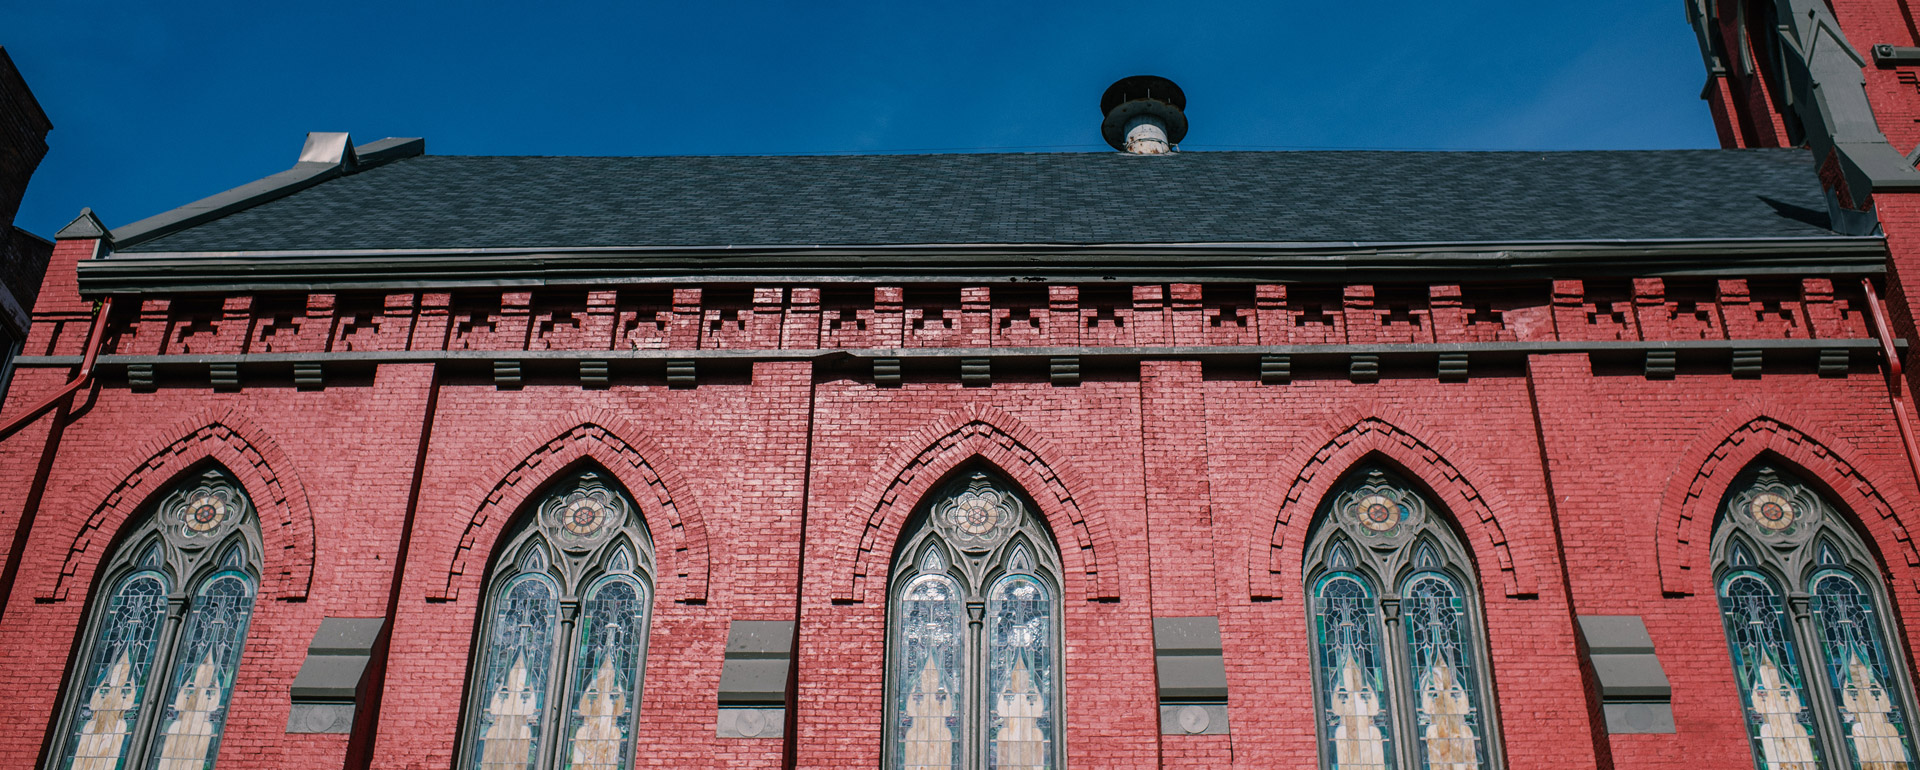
left=118, top=148, right=1841, bottom=253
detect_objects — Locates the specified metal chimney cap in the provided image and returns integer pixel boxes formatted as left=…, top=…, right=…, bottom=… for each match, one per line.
left=1100, top=75, right=1188, bottom=151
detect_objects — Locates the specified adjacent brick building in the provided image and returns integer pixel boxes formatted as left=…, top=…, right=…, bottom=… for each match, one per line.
left=10, top=5, right=1920, bottom=769
left=0, top=46, right=54, bottom=399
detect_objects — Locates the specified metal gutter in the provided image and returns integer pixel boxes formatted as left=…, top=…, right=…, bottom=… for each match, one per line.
left=78, top=237, right=1888, bottom=295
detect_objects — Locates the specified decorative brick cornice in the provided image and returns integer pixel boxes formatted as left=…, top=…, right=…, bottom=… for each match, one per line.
left=59, top=279, right=1877, bottom=360
left=1656, top=404, right=1920, bottom=595
left=42, top=407, right=316, bottom=601
left=1248, top=410, right=1537, bottom=600
left=432, top=409, right=711, bottom=603
left=835, top=405, right=1119, bottom=603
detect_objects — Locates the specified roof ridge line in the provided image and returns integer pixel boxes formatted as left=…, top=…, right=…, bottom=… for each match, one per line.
left=108, top=134, right=424, bottom=250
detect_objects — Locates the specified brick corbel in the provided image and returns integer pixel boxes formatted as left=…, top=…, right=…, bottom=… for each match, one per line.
left=835, top=404, right=1119, bottom=603
left=1247, top=408, right=1538, bottom=601
left=432, top=408, right=712, bottom=603
left=1655, top=401, right=1920, bottom=596
left=43, top=407, right=316, bottom=601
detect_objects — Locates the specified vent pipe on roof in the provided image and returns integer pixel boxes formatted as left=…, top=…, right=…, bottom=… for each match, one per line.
left=1101, top=76, right=1187, bottom=155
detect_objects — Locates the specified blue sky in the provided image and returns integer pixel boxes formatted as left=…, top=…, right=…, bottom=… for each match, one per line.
left=6, top=1, right=1719, bottom=238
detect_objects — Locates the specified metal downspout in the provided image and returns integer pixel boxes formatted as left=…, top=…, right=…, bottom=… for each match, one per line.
left=0, top=296, right=115, bottom=440
left=1861, top=279, right=1920, bottom=488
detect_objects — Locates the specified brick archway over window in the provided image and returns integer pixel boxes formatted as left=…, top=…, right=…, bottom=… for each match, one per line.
left=431, top=408, right=711, bottom=603
left=1247, top=411, right=1538, bottom=601
left=835, top=405, right=1119, bottom=603
left=1656, top=406, right=1919, bottom=596
left=41, top=407, right=316, bottom=602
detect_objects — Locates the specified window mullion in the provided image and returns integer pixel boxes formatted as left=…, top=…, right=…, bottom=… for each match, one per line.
left=124, top=595, right=189, bottom=770
left=541, top=598, right=582, bottom=770
left=1787, top=590, right=1850, bottom=765
left=966, top=598, right=985, bottom=770
left=1380, top=594, right=1421, bottom=770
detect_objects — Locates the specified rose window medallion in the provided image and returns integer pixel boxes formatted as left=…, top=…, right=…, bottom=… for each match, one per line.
left=165, top=473, right=247, bottom=540
left=543, top=473, right=628, bottom=549
left=934, top=473, right=1021, bottom=551
left=562, top=492, right=612, bottom=536
left=185, top=495, right=227, bottom=533
left=1749, top=492, right=1795, bottom=532
left=1355, top=494, right=1403, bottom=533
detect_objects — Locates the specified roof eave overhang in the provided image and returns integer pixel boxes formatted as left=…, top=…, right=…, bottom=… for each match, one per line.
left=77, top=237, right=1888, bottom=296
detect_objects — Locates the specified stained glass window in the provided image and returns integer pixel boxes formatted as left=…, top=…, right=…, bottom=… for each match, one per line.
left=886, top=470, right=1065, bottom=770
left=459, top=470, right=656, bottom=770
left=53, top=468, right=262, bottom=770
left=896, top=566, right=964, bottom=770
left=1810, top=570, right=1915, bottom=768
left=1711, top=464, right=1919, bottom=770
left=1313, top=572, right=1394, bottom=770
left=148, top=568, right=255, bottom=770
left=1303, top=467, right=1499, bottom=770
left=1402, top=572, right=1486, bottom=770
left=987, top=569, right=1054, bottom=770
left=1718, top=570, right=1821, bottom=769
left=472, top=572, right=560, bottom=769
left=62, top=571, right=168, bottom=770
left=564, top=575, right=648, bottom=770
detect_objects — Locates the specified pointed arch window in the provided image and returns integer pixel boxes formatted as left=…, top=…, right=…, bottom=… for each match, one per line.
left=458, top=469, right=656, bottom=770
left=885, top=468, right=1066, bottom=770
left=51, top=467, right=263, bottom=770
left=1711, top=464, right=1918, bottom=770
left=1302, top=466, right=1501, bottom=770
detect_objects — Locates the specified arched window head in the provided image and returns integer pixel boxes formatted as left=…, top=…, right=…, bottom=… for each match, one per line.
left=886, top=468, right=1065, bottom=770
left=1711, top=463, right=1918, bottom=770
left=51, top=466, right=263, bottom=770
left=1302, top=465, right=1500, bottom=770
left=459, top=469, right=656, bottom=770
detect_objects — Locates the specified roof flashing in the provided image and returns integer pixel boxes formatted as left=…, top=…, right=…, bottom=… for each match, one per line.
left=298, top=132, right=356, bottom=167
left=54, top=207, right=110, bottom=242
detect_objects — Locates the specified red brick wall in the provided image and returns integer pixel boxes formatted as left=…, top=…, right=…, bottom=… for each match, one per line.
left=0, top=265, right=1910, bottom=770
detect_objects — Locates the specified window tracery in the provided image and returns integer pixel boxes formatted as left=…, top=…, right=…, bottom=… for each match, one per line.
left=1302, top=466, right=1500, bottom=770
left=886, top=468, right=1065, bottom=770
left=458, top=469, right=655, bottom=770
left=51, top=468, right=262, bottom=770
left=1712, top=464, right=1917, bottom=770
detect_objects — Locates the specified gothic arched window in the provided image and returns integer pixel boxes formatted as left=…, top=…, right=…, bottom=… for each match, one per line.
left=1301, top=465, right=1501, bottom=770
left=458, top=469, right=656, bottom=770
left=1711, top=463, right=1918, bottom=770
left=50, top=466, right=263, bottom=770
left=885, top=468, right=1065, bottom=770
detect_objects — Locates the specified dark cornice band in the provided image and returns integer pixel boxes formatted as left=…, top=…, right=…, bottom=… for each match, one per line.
left=76, top=237, right=1888, bottom=295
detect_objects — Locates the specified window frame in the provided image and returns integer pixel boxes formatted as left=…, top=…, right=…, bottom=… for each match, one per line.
left=454, top=467, right=657, bottom=770
left=1300, top=464, right=1505, bottom=770
left=882, top=466, right=1068, bottom=770
left=47, top=465, right=264, bottom=770
left=1710, top=462, right=1920, bottom=770
left=0, top=321, right=21, bottom=401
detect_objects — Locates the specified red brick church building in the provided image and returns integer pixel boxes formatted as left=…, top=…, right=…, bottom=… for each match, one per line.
left=10, top=2, right=1920, bottom=768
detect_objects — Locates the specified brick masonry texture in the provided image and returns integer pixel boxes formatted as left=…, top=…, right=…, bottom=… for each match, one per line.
left=3, top=265, right=1916, bottom=769
left=14, top=2, right=1920, bottom=763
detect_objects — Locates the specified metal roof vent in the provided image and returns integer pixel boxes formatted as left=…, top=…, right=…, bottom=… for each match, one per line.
left=1101, top=75, right=1187, bottom=155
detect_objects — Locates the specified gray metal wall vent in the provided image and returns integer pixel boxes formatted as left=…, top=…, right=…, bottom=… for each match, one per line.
left=1577, top=615, right=1675, bottom=734
left=717, top=620, right=793, bottom=739
left=287, top=617, right=385, bottom=734
left=1153, top=616, right=1230, bottom=735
